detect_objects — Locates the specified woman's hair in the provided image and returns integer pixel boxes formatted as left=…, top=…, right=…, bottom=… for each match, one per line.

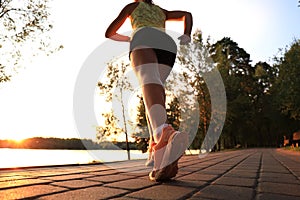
left=144, top=0, right=154, bottom=5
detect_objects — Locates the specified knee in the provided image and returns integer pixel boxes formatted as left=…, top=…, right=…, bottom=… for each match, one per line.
left=134, top=64, right=163, bottom=86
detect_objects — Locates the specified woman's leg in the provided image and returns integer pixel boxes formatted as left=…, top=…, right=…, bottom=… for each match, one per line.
left=130, top=48, right=168, bottom=142
left=145, top=63, right=172, bottom=167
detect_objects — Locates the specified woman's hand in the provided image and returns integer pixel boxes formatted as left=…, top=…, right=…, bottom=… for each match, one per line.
left=178, top=34, right=191, bottom=45
left=108, top=34, right=131, bottom=42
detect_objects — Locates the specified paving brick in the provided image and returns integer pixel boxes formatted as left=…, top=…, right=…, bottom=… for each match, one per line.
left=110, top=197, right=140, bottom=200
left=41, top=173, right=95, bottom=181
left=0, top=178, right=51, bottom=189
left=287, top=167, right=300, bottom=173
left=85, top=169, right=120, bottom=176
left=187, top=197, right=214, bottom=200
left=178, top=160, right=204, bottom=168
left=200, top=169, right=228, bottom=175
left=257, top=193, right=300, bottom=200
left=230, top=167, right=258, bottom=172
left=119, top=170, right=150, bottom=178
left=63, top=165, right=111, bottom=171
left=258, top=182, right=300, bottom=196
left=105, top=177, right=157, bottom=190
left=293, top=171, right=300, bottom=179
left=51, top=179, right=102, bottom=189
left=26, top=171, right=75, bottom=177
left=118, top=166, right=151, bottom=173
left=175, top=169, right=193, bottom=177
left=106, top=162, right=146, bottom=171
left=206, top=164, right=234, bottom=171
left=86, top=174, right=135, bottom=183
left=127, top=185, right=196, bottom=200
left=194, top=185, right=254, bottom=200
left=167, top=178, right=207, bottom=188
left=213, top=176, right=256, bottom=187
left=180, top=166, right=204, bottom=173
left=0, top=184, right=67, bottom=199
left=259, top=172, right=299, bottom=184
left=179, top=172, right=219, bottom=182
left=238, top=163, right=260, bottom=168
left=236, top=166, right=260, bottom=171
left=261, top=166, right=289, bottom=173
left=39, top=186, right=129, bottom=200
left=224, top=169, right=258, bottom=179
left=220, top=161, right=243, bottom=166
left=0, top=175, right=34, bottom=182
left=0, top=149, right=299, bottom=200
left=117, top=166, right=151, bottom=174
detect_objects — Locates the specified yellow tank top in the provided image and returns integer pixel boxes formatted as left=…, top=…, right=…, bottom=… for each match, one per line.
left=130, top=2, right=166, bottom=30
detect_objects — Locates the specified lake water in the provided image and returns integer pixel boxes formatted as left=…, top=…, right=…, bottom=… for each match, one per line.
left=0, top=148, right=149, bottom=169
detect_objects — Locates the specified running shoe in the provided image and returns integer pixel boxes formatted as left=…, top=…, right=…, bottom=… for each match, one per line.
left=149, top=125, right=188, bottom=182
left=145, top=141, right=156, bottom=167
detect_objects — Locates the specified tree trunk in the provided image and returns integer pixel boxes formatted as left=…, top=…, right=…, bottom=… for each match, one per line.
left=120, top=86, right=130, bottom=160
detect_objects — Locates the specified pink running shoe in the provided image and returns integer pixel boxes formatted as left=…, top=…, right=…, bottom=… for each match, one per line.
left=149, top=125, right=188, bottom=182
left=145, top=141, right=156, bottom=167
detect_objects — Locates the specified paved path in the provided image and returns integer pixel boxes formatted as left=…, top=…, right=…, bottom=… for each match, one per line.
left=0, top=148, right=300, bottom=200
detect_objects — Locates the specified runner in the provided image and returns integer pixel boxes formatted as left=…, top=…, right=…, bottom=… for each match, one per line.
left=105, top=0, right=193, bottom=182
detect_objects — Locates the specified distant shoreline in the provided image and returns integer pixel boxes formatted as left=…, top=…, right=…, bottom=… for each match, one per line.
left=0, top=137, right=139, bottom=150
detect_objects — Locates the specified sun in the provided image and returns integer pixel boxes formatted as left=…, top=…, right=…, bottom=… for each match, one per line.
left=8, top=135, right=27, bottom=143
left=13, top=138, right=25, bottom=144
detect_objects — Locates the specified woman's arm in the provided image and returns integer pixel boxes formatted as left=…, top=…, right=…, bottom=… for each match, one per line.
left=165, top=11, right=193, bottom=36
left=105, top=3, right=136, bottom=42
left=163, top=10, right=193, bottom=44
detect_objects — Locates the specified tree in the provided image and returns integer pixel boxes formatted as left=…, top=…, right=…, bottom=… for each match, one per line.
left=132, top=94, right=184, bottom=152
left=273, top=39, right=300, bottom=121
left=166, top=97, right=181, bottom=130
left=96, top=112, right=123, bottom=142
left=177, top=30, right=213, bottom=150
left=97, top=61, right=133, bottom=160
left=250, top=62, right=281, bottom=147
left=210, top=37, right=257, bottom=148
left=131, top=96, right=149, bottom=153
left=0, top=0, right=62, bottom=82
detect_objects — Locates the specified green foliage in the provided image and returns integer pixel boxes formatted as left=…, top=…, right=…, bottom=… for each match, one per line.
left=97, top=61, right=133, bottom=140
left=177, top=30, right=212, bottom=149
left=132, top=95, right=183, bottom=152
left=131, top=96, right=149, bottom=153
left=166, top=97, right=181, bottom=130
left=178, top=31, right=299, bottom=149
left=210, top=37, right=255, bottom=148
left=273, top=39, right=300, bottom=120
left=96, top=112, right=123, bottom=141
left=97, top=30, right=300, bottom=152
left=0, top=0, right=63, bottom=82
left=97, top=61, right=133, bottom=159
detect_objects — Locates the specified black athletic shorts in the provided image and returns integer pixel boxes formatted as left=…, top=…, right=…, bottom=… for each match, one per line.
left=129, top=27, right=177, bottom=67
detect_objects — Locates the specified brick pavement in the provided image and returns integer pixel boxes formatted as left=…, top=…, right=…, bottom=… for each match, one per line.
left=0, top=148, right=299, bottom=200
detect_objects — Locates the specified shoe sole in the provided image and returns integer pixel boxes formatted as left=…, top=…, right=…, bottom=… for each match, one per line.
left=154, top=131, right=188, bottom=181
left=161, top=131, right=188, bottom=169
left=157, top=159, right=179, bottom=181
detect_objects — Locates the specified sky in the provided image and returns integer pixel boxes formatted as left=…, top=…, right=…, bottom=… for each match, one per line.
left=0, top=0, right=300, bottom=141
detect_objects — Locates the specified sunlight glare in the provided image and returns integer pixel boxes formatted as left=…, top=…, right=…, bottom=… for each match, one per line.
left=11, top=135, right=27, bottom=143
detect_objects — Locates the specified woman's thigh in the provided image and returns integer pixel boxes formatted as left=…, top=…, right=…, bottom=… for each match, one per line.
left=130, top=47, right=158, bottom=67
